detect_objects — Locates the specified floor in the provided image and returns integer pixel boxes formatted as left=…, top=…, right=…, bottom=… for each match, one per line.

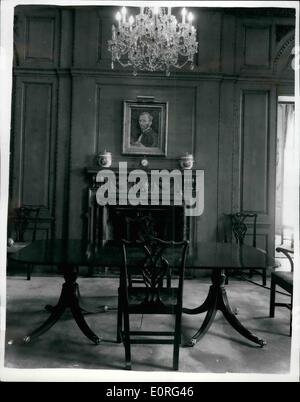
left=2, top=272, right=296, bottom=381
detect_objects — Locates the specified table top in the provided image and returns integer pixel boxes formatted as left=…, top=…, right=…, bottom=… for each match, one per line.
left=8, top=239, right=278, bottom=270
left=7, top=242, right=30, bottom=254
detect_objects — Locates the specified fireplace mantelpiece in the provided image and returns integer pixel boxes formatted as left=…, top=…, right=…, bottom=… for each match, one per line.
left=85, top=167, right=203, bottom=245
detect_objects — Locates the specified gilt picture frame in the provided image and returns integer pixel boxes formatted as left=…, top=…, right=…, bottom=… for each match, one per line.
left=122, top=99, right=168, bottom=156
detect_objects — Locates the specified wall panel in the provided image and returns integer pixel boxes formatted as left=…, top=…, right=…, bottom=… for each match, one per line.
left=241, top=90, right=269, bottom=215
left=244, top=25, right=271, bottom=68
left=11, top=76, right=57, bottom=213
left=14, top=6, right=60, bottom=68
left=193, top=80, right=220, bottom=242
left=217, top=81, right=235, bottom=239
left=73, top=7, right=116, bottom=69
left=236, top=19, right=273, bottom=74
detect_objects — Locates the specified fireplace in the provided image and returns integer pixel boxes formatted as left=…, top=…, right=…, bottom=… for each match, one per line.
left=85, top=166, right=202, bottom=246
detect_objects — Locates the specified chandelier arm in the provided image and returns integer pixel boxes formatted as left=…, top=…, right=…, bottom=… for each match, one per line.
left=116, top=60, right=133, bottom=68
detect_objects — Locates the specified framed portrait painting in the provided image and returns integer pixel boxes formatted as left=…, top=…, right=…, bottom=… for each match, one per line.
left=122, top=99, right=168, bottom=156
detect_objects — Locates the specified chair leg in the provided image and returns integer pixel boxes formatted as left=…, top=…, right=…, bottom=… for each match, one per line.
left=27, top=264, right=32, bottom=280
left=269, top=279, right=276, bottom=317
left=123, top=312, right=131, bottom=370
left=289, top=295, right=293, bottom=337
left=116, top=293, right=122, bottom=343
left=167, top=266, right=171, bottom=288
left=262, top=269, right=267, bottom=287
left=225, top=269, right=229, bottom=285
left=173, top=313, right=181, bottom=370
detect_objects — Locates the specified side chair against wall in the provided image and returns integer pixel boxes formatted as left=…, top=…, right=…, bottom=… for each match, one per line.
left=223, top=212, right=267, bottom=286
left=270, top=247, right=294, bottom=336
left=8, top=205, right=55, bottom=280
left=117, top=237, right=189, bottom=370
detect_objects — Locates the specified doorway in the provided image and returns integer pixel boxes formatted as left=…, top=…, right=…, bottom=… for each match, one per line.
left=275, top=97, right=296, bottom=265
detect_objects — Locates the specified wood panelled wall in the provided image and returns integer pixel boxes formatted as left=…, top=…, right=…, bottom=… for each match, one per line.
left=10, top=5, right=295, bottom=254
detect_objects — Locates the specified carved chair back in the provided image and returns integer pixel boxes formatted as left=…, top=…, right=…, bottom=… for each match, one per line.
left=120, top=237, right=189, bottom=311
left=224, top=212, right=258, bottom=247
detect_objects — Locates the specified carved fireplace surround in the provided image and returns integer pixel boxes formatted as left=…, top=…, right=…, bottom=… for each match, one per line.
left=85, top=166, right=202, bottom=248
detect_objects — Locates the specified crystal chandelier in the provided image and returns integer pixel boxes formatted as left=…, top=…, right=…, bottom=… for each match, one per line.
left=108, top=6, right=198, bottom=76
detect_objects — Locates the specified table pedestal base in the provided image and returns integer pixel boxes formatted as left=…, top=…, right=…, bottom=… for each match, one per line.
left=182, top=270, right=266, bottom=347
left=24, top=264, right=101, bottom=345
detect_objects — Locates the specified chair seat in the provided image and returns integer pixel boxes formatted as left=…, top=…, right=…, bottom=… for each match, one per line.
left=125, top=287, right=179, bottom=314
left=271, top=271, right=293, bottom=293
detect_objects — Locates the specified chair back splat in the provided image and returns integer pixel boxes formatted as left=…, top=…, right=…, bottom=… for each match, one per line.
left=117, top=237, right=189, bottom=370
left=13, top=204, right=54, bottom=242
left=230, top=212, right=257, bottom=247
left=223, top=212, right=266, bottom=286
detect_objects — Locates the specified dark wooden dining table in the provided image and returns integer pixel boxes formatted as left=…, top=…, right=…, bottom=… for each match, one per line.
left=9, top=239, right=277, bottom=347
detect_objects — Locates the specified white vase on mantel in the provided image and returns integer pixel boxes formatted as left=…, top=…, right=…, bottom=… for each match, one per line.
left=179, top=153, right=194, bottom=170
left=98, top=151, right=112, bottom=168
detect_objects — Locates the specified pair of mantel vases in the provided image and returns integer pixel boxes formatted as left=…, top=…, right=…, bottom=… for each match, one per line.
left=97, top=151, right=194, bottom=170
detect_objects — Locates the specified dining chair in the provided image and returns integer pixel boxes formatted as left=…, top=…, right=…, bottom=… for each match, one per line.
left=224, top=212, right=267, bottom=286
left=10, top=205, right=54, bottom=280
left=117, top=237, right=189, bottom=370
left=270, top=247, right=294, bottom=336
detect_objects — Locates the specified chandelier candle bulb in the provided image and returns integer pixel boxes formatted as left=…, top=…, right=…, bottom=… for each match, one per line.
left=182, top=8, right=187, bottom=24
left=116, top=11, right=121, bottom=27
left=129, top=16, right=134, bottom=30
left=121, top=6, right=126, bottom=23
left=153, top=6, right=159, bottom=26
